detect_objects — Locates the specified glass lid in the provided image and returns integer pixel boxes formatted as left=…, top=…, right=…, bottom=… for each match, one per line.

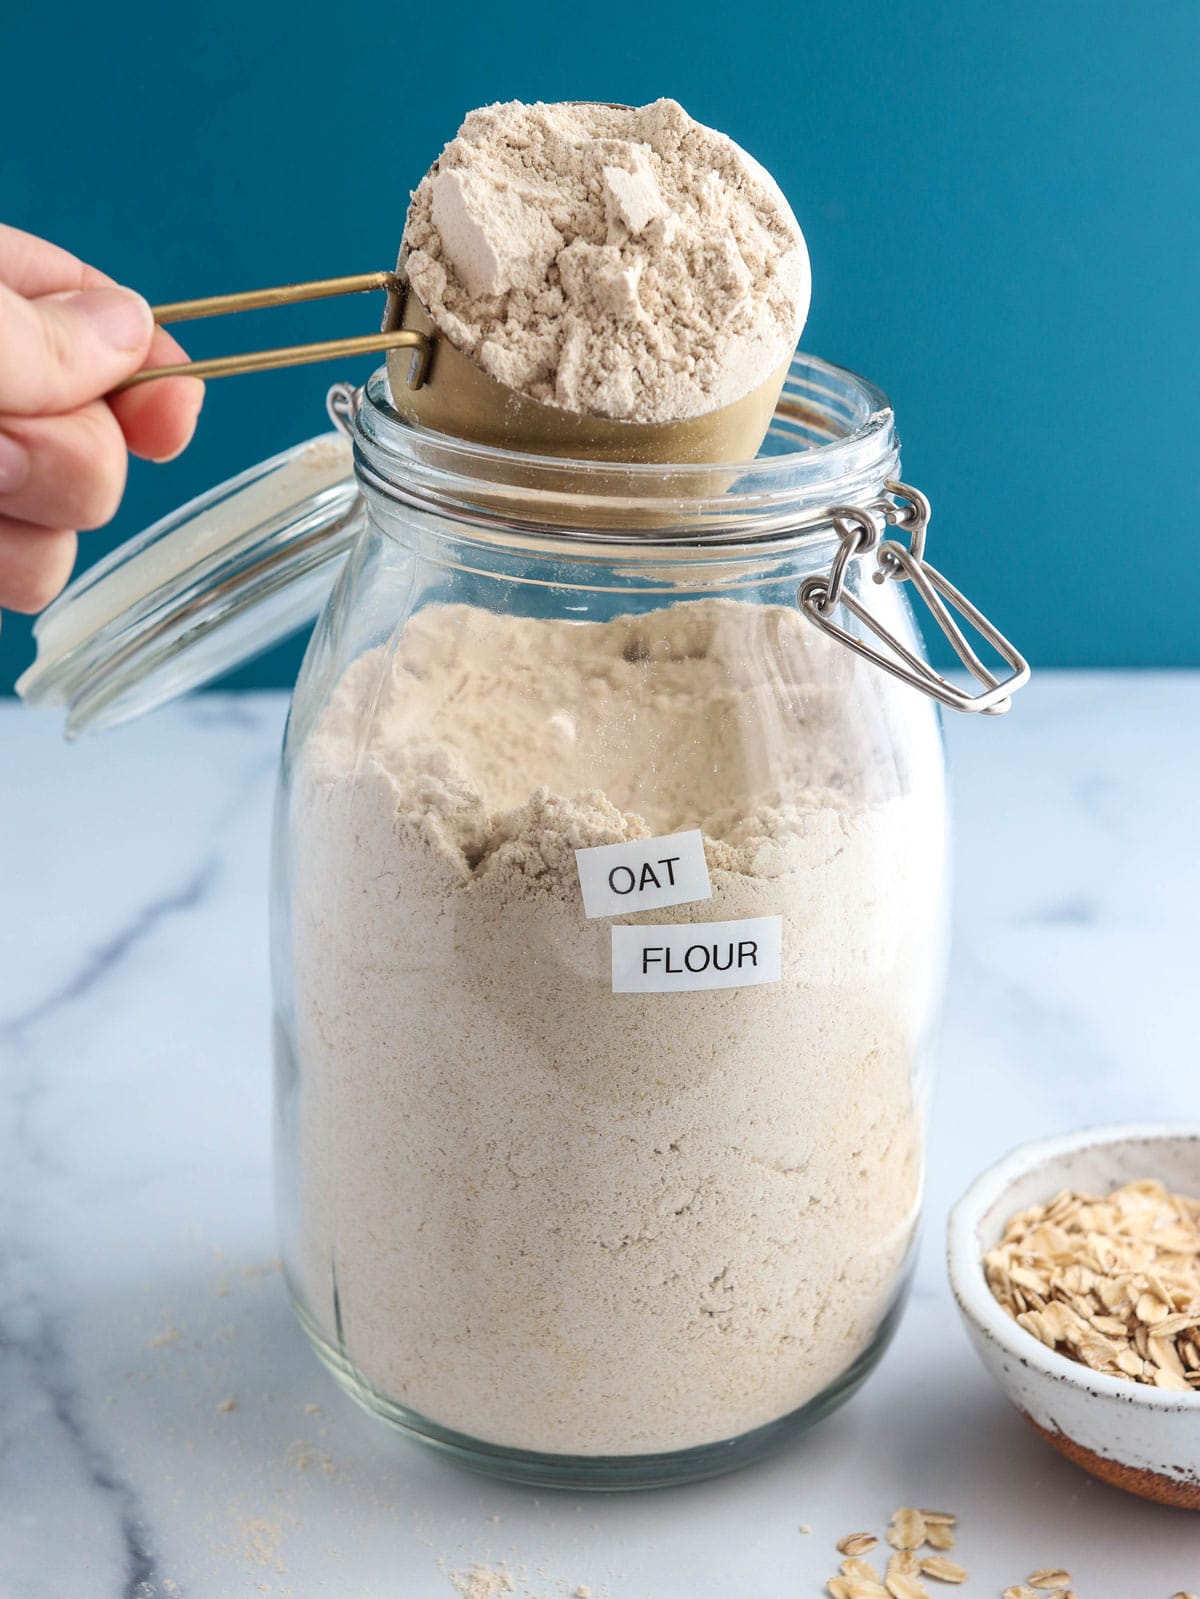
left=16, top=429, right=358, bottom=737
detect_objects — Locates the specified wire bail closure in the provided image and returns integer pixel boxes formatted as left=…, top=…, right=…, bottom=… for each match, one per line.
left=798, top=481, right=1030, bottom=715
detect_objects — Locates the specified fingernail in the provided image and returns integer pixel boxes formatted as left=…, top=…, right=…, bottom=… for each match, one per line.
left=156, top=394, right=204, bottom=464
left=61, top=286, right=155, bottom=351
left=0, top=429, right=30, bottom=493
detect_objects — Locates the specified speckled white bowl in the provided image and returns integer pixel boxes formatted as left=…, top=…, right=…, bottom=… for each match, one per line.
left=948, top=1123, right=1200, bottom=1510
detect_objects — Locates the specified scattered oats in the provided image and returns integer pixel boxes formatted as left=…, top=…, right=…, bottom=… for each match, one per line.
left=800, top=1524, right=812, bottom=1534
left=827, top=1581, right=853, bottom=1599
left=1172, top=1592, right=1199, bottom=1598
left=917, top=1511, right=956, bottom=1526
left=1002, top=1589, right=1037, bottom=1599
left=887, top=1508, right=927, bottom=1550
left=842, top=1557, right=881, bottom=1578
left=842, top=1580, right=888, bottom=1599
left=841, top=1557, right=882, bottom=1583
left=884, top=1573, right=928, bottom=1599
left=924, top=1523, right=956, bottom=1552
left=304, top=1402, right=323, bottom=1414
left=1026, top=1572, right=1071, bottom=1590
left=887, top=1552, right=922, bottom=1580
left=216, top=1397, right=237, bottom=1413
left=574, top=1587, right=592, bottom=1598
left=987, top=1179, right=1200, bottom=1389
left=146, top=1325, right=181, bottom=1349
left=918, top=1555, right=967, bottom=1584
left=838, top=1534, right=880, bottom=1557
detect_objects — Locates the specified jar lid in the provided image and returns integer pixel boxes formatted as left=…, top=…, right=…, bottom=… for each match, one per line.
left=16, top=430, right=359, bottom=737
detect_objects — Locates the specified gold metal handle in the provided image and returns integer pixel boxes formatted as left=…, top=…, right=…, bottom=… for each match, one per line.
left=116, top=270, right=431, bottom=390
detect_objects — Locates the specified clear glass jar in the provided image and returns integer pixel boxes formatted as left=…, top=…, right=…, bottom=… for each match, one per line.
left=270, top=356, right=950, bottom=1488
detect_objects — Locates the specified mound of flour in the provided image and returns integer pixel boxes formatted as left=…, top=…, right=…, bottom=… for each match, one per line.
left=402, top=99, right=810, bottom=422
left=287, top=599, right=944, bottom=1456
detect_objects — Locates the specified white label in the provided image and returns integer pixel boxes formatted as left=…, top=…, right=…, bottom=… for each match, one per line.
left=611, top=916, right=783, bottom=994
left=575, top=829, right=712, bottom=919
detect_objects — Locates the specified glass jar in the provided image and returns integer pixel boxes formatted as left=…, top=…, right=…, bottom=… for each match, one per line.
left=19, top=352, right=1026, bottom=1490
left=273, top=357, right=948, bottom=1490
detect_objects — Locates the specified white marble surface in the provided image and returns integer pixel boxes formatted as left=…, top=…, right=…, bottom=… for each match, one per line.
left=1, top=678, right=1197, bottom=1599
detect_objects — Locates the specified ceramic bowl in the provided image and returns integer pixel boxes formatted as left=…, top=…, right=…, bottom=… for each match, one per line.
left=948, top=1122, right=1200, bottom=1510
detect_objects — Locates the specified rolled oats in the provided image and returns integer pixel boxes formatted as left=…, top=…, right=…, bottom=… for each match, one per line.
left=840, top=1557, right=882, bottom=1583
left=837, top=1534, right=880, bottom=1557
left=985, top=1179, right=1200, bottom=1389
left=883, top=1575, right=928, bottom=1599
left=917, top=1555, right=967, bottom=1584
left=887, top=1509, right=927, bottom=1551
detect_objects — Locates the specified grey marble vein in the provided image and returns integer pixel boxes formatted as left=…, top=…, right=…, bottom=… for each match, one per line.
left=0, top=1290, right=159, bottom=1599
left=0, top=859, right=218, bottom=1043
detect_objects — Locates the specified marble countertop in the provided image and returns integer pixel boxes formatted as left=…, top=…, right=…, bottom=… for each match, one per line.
left=1, top=677, right=1197, bottom=1599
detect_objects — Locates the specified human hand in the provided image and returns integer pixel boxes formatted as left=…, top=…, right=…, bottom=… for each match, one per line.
left=0, top=224, right=204, bottom=612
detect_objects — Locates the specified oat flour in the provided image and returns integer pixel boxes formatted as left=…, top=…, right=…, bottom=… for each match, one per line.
left=289, top=598, right=943, bottom=1455
left=402, top=99, right=810, bottom=422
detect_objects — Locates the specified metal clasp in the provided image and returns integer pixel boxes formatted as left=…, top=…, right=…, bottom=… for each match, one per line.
left=798, top=480, right=1030, bottom=715
left=325, top=381, right=362, bottom=438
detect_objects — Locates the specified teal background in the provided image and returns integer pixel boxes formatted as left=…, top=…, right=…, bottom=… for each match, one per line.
left=2, top=0, right=1198, bottom=694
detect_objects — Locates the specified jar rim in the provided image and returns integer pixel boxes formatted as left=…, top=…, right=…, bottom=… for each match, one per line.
left=16, top=354, right=900, bottom=737
left=352, top=352, right=900, bottom=545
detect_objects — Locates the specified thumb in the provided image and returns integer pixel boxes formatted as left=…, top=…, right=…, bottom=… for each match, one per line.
left=0, top=282, right=155, bottom=415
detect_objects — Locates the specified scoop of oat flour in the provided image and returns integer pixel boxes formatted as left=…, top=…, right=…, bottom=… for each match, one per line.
left=401, top=98, right=811, bottom=423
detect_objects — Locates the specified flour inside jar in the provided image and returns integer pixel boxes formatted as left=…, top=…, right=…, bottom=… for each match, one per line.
left=288, top=598, right=943, bottom=1455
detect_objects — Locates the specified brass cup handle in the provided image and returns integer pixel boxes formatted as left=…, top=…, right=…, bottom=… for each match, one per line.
left=114, top=271, right=431, bottom=391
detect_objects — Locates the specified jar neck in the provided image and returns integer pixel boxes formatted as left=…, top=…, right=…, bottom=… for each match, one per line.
left=351, top=354, right=900, bottom=559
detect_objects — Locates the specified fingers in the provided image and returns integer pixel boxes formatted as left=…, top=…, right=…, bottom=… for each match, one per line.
left=0, top=228, right=208, bottom=616
left=0, top=399, right=135, bottom=615
left=108, top=324, right=205, bottom=462
left=0, top=280, right=155, bottom=414
left=0, top=374, right=204, bottom=621
left=0, top=222, right=111, bottom=297
left=0, top=520, right=76, bottom=613
left=0, top=401, right=131, bottom=531
left=0, top=224, right=205, bottom=458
